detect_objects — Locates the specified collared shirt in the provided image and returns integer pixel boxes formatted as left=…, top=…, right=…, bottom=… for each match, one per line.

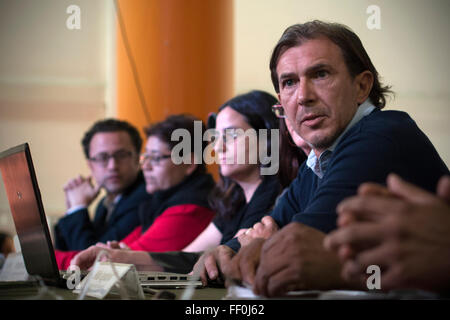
left=103, top=194, right=122, bottom=222
left=306, top=99, right=376, bottom=178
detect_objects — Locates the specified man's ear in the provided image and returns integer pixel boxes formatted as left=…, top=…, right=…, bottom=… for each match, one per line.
left=355, top=70, right=374, bottom=104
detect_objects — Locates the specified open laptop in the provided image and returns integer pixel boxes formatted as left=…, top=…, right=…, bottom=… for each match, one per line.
left=0, top=143, right=66, bottom=287
left=0, top=143, right=202, bottom=290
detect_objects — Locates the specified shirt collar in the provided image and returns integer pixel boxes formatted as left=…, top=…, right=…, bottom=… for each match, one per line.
left=306, top=99, right=376, bottom=178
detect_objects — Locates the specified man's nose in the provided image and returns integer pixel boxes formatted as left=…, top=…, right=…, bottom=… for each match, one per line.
left=106, top=156, right=118, bottom=169
left=297, top=78, right=316, bottom=106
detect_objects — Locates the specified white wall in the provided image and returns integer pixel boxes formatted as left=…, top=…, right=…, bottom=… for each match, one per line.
left=0, top=0, right=115, bottom=234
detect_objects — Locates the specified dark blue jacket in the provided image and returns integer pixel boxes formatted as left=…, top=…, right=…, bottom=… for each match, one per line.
left=54, top=172, right=150, bottom=250
left=226, top=110, right=449, bottom=252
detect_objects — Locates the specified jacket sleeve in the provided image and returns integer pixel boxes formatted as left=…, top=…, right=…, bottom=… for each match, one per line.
left=54, top=249, right=79, bottom=270
left=54, top=208, right=100, bottom=250
left=54, top=204, right=140, bottom=251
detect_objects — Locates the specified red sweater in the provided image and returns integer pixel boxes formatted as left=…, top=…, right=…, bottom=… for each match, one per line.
left=55, top=204, right=214, bottom=270
left=123, top=204, right=214, bottom=251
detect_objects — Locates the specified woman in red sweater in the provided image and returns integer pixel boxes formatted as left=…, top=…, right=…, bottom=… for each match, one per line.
left=116, top=114, right=215, bottom=252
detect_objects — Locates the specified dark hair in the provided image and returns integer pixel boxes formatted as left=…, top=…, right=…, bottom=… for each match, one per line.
left=0, top=232, right=9, bottom=246
left=82, top=118, right=143, bottom=158
left=278, top=119, right=307, bottom=188
left=0, top=232, right=12, bottom=255
left=270, top=20, right=393, bottom=108
left=144, top=114, right=207, bottom=173
left=209, top=90, right=280, bottom=219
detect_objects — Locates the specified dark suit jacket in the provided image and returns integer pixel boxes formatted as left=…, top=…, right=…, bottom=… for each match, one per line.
left=54, top=172, right=150, bottom=250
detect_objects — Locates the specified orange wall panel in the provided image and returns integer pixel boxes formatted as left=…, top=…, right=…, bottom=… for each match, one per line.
left=116, top=0, right=234, bottom=135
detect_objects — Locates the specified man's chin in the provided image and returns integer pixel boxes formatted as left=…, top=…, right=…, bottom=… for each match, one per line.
left=104, top=183, right=126, bottom=195
left=301, top=126, right=341, bottom=149
left=305, top=136, right=336, bottom=153
left=145, top=186, right=157, bottom=194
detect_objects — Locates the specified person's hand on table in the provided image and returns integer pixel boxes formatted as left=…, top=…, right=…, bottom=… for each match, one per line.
left=237, top=216, right=279, bottom=247
left=192, top=245, right=236, bottom=286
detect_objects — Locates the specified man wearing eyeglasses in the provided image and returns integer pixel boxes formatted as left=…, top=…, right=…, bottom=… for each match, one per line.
left=54, top=119, right=150, bottom=251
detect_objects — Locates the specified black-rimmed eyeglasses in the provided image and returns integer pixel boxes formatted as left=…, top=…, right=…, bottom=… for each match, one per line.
left=139, top=153, right=171, bottom=166
left=272, top=104, right=286, bottom=118
left=89, top=150, right=134, bottom=167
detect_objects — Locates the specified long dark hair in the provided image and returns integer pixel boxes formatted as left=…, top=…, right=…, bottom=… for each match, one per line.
left=208, top=90, right=280, bottom=219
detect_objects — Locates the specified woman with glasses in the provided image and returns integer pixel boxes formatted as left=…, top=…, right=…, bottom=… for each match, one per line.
left=182, top=90, right=283, bottom=254
left=71, top=90, right=307, bottom=273
left=113, top=114, right=216, bottom=252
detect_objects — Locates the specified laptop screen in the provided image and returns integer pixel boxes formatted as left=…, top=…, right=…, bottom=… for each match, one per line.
left=0, top=143, right=60, bottom=282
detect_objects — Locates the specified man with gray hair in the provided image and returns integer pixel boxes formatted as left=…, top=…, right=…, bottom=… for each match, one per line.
left=194, top=20, right=449, bottom=296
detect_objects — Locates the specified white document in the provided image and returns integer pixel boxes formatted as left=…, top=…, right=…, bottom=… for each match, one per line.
left=74, top=261, right=144, bottom=300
